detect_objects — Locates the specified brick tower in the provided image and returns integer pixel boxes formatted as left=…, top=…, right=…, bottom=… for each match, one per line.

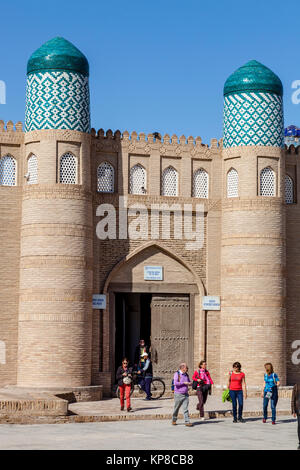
left=17, top=37, right=93, bottom=387
left=220, top=60, right=286, bottom=385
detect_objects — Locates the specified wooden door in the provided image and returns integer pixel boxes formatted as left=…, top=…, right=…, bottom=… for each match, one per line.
left=150, top=294, right=191, bottom=380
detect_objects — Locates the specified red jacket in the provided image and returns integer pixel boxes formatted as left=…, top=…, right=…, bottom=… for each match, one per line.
left=192, top=368, right=214, bottom=386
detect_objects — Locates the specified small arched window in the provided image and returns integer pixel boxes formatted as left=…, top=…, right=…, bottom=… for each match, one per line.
left=285, top=174, right=294, bottom=204
left=97, top=162, right=114, bottom=193
left=0, top=155, right=16, bottom=186
left=59, top=153, right=77, bottom=184
left=27, top=154, right=38, bottom=185
left=260, top=167, right=276, bottom=197
left=130, top=164, right=146, bottom=194
left=227, top=168, right=238, bottom=198
left=193, top=168, right=209, bottom=198
left=162, top=166, right=178, bottom=196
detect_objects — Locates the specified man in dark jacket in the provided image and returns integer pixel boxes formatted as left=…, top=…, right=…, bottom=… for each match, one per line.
left=291, top=383, right=300, bottom=450
left=137, top=352, right=152, bottom=400
left=134, top=339, right=150, bottom=368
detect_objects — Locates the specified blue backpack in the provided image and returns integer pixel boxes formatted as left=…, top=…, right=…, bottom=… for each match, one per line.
left=171, top=371, right=180, bottom=392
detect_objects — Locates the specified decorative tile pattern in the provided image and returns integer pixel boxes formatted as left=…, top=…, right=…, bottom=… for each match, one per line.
left=0, top=155, right=16, bottom=186
left=260, top=167, right=275, bottom=196
left=97, top=162, right=114, bottom=193
left=285, top=175, right=294, bottom=204
left=130, top=164, right=146, bottom=194
left=27, top=155, right=38, bottom=184
left=227, top=168, right=238, bottom=198
left=162, top=166, right=178, bottom=197
left=223, top=92, right=284, bottom=148
left=25, top=71, right=90, bottom=133
left=193, top=168, right=208, bottom=198
left=59, top=153, right=77, bottom=184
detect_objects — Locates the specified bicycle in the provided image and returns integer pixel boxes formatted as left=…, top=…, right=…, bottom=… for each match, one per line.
left=116, top=372, right=165, bottom=400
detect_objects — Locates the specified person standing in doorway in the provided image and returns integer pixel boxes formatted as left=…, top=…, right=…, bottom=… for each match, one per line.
left=228, top=361, right=247, bottom=423
left=291, top=383, right=300, bottom=449
left=134, top=339, right=149, bottom=368
left=172, top=362, right=193, bottom=427
left=192, top=360, right=214, bottom=420
left=116, top=358, right=133, bottom=412
left=261, top=362, right=280, bottom=425
left=137, top=352, right=153, bottom=400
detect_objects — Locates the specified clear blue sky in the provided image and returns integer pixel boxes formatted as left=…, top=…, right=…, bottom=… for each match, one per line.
left=0, top=0, right=298, bottom=143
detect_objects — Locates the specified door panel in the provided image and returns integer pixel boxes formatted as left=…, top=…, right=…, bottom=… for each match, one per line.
left=151, top=295, right=190, bottom=379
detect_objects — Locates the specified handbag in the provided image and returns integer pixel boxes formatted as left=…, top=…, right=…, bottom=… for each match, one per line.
left=123, top=375, right=132, bottom=385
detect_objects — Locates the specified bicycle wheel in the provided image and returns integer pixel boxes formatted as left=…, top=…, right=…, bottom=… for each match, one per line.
left=150, top=378, right=165, bottom=399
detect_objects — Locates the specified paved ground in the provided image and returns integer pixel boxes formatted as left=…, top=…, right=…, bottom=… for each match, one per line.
left=0, top=416, right=298, bottom=450
left=69, top=394, right=291, bottom=419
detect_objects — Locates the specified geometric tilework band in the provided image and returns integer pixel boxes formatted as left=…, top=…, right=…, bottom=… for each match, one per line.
left=25, top=71, right=90, bottom=133
left=223, top=92, right=284, bottom=148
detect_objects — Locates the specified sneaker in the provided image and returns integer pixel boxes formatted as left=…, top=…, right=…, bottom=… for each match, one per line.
left=171, top=421, right=177, bottom=425
left=127, top=407, right=132, bottom=412
left=233, top=419, right=238, bottom=423
left=238, top=418, right=245, bottom=423
left=272, top=421, right=276, bottom=425
left=120, top=406, right=124, bottom=411
left=200, top=417, right=205, bottom=421
left=262, top=419, right=266, bottom=423
left=185, top=423, right=193, bottom=427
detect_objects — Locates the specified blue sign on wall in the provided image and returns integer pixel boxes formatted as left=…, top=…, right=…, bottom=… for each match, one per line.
left=92, top=294, right=106, bottom=309
left=144, top=266, right=163, bottom=281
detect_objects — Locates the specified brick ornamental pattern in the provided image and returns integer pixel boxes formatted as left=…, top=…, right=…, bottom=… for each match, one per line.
left=0, top=124, right=299, bottom=396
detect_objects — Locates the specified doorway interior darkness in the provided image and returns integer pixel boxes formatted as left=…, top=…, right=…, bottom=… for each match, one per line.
left=115, top=293, right=151, bottom=375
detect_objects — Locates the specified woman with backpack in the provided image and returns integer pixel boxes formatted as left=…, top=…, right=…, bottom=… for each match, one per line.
left=228, top=361, right=247, bottom=423
left=192, top=360, right=214, bottom=420
left=261, top=362, right=280, bottom=425
left=116, top=357, right=133, bottom=412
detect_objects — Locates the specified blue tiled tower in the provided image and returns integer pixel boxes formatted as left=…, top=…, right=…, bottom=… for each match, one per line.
left=25, top=37, right=90, bottom=133
left=223, top=60, right=284, bottom=148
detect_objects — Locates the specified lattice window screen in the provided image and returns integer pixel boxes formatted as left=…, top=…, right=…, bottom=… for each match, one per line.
left=97, top=162, right=114, bottom=193
left=27, top=155, right=38, bottom=184
left=162, top=166, right=178, bottom=196
left=193, top=168, right=208, bottom=198
left=130, top=164, right=146, bottom=194
left=60, top=153, right=77, bottom=184
left=227, top=168, right=238, bottom=198
left=0, top=155, right=16, bottom=186
left=285, top=175, right=294, bottom=204
left=260, top=167, right=275, bottom=197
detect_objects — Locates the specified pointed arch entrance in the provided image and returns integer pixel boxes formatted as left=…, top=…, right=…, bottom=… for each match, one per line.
left=102, top=242, right=205, bottom=387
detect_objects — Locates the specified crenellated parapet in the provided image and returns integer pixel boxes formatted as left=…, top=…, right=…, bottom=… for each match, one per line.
left=0, top=120, right=24, bottom=144
left=91, top=128, right=222, bottom=158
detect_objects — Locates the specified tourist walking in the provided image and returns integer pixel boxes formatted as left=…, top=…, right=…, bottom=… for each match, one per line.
left=192, top=360, right=214, bottom=420
left=291, top=383, right=300, bottom=449
left=116, top=358, right=133, bottom=412
left=137, top=351, right=153, bottom=400
left=228, top=361, right=247, bottom=423
left=261, top=362, right=280, bottom=425
left=172, top=362, right=193, bottom=427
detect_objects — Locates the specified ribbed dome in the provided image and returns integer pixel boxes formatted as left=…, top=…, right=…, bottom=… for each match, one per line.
left=224, top=60, right=283, bottom=97
left=27, top=37, right=89, bottom=77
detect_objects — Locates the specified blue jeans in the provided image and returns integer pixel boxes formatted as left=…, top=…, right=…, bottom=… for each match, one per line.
left=140, top=376, right=152, bottom=399
left=263, top=388, right=278, bottom=422
left=229, top=390, right=244, bottom=420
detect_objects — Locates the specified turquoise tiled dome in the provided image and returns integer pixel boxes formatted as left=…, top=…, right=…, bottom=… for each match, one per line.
left=25, top=37, right=90, bottom=132
left=224, top=60, right=283, bottom=97
left=27, top=37, right=89, bottom=77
